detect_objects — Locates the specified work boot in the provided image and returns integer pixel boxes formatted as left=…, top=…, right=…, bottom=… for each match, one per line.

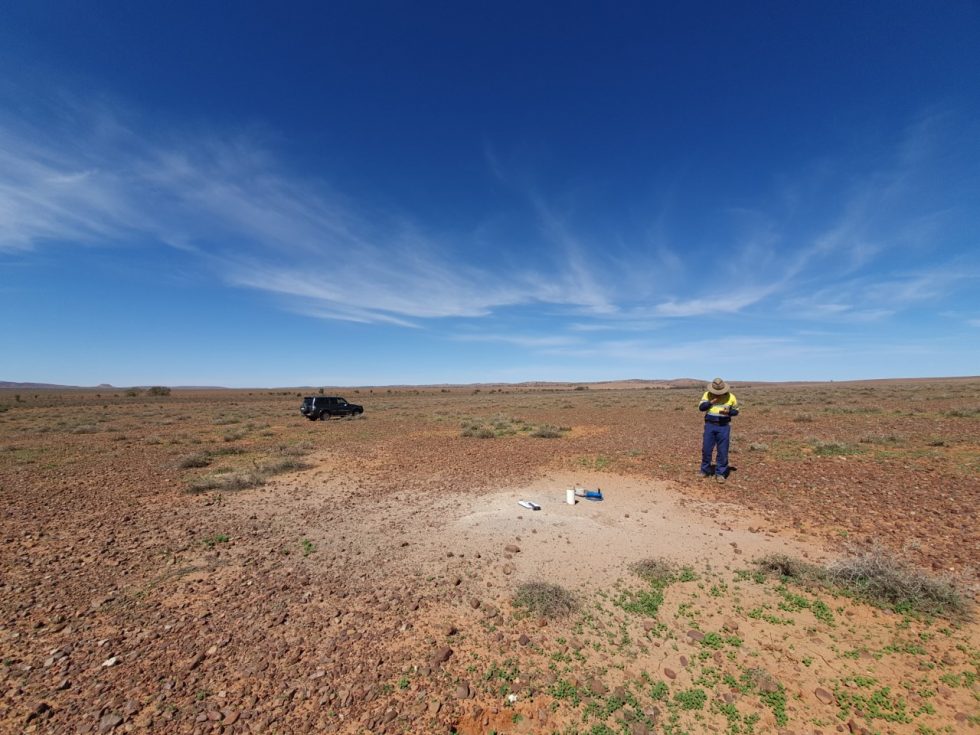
left=715, top=474, right=726, bottom=484
left=698, top=471, right=709, bottom=478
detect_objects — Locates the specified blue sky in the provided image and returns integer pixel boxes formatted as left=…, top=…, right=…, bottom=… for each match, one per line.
left=1, top=2, right=979, bottom=387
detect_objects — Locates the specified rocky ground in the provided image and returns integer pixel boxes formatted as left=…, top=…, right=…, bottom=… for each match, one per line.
left=0, top=380, right=977, bottom=734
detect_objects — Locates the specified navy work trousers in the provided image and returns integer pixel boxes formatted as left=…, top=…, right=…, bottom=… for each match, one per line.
left=701, top=422, right=730, bottom=476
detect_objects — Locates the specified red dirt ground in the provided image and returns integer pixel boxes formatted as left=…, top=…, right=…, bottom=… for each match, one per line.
left=1, top=380, right=977, bottom=734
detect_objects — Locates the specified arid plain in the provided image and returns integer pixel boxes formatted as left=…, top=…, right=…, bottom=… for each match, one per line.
left=1, top=380, right=978, bottom=734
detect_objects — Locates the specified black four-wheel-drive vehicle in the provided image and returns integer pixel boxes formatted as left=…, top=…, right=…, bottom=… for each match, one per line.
left=300, top=396, right=364, bottom=420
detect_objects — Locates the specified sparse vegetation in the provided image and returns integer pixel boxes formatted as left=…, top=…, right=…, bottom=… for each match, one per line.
left=460, top=416, right=569, bottom=439
left=186, top=457, right=312, bottom=493
left=178, top=452, right=212, bottom=469
left=809, top=439, right=860, bottom=456
left=755, top=548, right=967, bottom=618
left=203, top=533, right=229, bottom=548
left=629, top=558, right=679, bottom=586
left=529, top=424, right=566, bottom=438
left=827, top=548, right=966, bottom=617
left=513, top=582, right=578, bottom=618
left=4, top=379, right=979, bottom=735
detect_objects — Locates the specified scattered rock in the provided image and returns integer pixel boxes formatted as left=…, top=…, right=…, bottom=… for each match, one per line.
left=455, top=681, right=471, bottom=699
left=431, top=647, right=453, bottom=665
left=98, top=713, right=123, bottom=732
left=686, top=630, right=704, bottom=642
left=587, top=678, right=607, bottom=695
left=814, top=687, right=834, bottom=705
left=24, top=701, right=52, bottom=724
left=504, top=544, right=520, bottom=553
left=664, top=668, right=676, bottom=680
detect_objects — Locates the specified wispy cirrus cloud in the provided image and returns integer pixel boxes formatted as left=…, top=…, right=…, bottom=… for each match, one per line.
left=2, top=96, right=976, bottom=336
left=0, top=102, right=628, bottom=325
left=780, top=265, right=980, bottom=323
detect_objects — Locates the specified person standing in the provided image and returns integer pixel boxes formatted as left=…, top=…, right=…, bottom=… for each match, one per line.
left=699, top=378, right=739, bottom=482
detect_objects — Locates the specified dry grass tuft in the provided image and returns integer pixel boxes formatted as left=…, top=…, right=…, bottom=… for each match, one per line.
left=178, top=452, right=212, bottom=469
left=513, top=582, right=579, bottom=619
left=755, top=548, right=968, bottom=618
left=186, top=458, right=311, bottom=494
left=277, top=441, right=314, bottom=456
left=827, top=548, right=967, bottom=618
left=629, top=558, right=679, bottom=586
left=755, top=553, right=824, bottom=581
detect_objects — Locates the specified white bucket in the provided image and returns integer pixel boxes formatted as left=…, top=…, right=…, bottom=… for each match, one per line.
left=565, top=488, right=576, bottom=505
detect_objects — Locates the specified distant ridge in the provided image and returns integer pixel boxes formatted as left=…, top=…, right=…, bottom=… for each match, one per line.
left=0, top=381, right=84, bottom=390
left=3, top=376, right=977, bottom=392
left=0, top=381, right=225, bottom=391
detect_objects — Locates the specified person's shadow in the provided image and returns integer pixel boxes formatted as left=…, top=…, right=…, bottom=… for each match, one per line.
left=706, top=465, right=738, bottom=478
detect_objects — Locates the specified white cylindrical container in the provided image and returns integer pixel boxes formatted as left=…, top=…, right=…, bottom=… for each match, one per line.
left=565, top=488, right=576, bottom=505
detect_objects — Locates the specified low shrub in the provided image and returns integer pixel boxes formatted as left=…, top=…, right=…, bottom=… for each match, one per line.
left=810, top=439, right=860, bottom=456
left=945, top=407, right=980, bottom=418
left=178, top=452, right=212, bottom=469
left=278, top=441, right=314, bottom=456
left=513, top=582, right=578, bottom=619
left=629, top=558, right=679, bottom=586
left=754, top=548, right=967, bottom=618
left=186, top=458, right=312, bottom=493
left=827, top=548, right=966, bottom=617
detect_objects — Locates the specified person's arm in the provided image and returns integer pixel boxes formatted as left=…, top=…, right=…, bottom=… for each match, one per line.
left=698, top=393, right=712, bottom=411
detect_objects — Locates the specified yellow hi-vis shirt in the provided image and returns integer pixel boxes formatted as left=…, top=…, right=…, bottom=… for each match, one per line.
left=700, top=391, right=738, bottom=418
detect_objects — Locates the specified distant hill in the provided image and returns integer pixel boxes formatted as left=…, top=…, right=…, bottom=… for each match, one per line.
left=0, top=381, right=88, bottom=390
left=0, top=381, right=225, bottom=391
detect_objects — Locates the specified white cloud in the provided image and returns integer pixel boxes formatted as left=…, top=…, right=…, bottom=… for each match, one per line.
left=2, top=99, right=975, bottom=333
left=0, top=105, right=621, bottom=324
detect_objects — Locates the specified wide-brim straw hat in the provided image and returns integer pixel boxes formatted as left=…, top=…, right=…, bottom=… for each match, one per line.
left=707, top=378, right=730, bottom=395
